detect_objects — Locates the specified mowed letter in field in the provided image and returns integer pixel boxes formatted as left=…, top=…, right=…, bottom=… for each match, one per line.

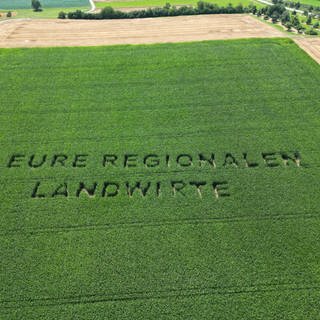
left=1, top=38, right=320, bottom=318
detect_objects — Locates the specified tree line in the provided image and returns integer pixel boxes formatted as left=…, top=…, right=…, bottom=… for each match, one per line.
left=59, top=2, right=257, bottom=20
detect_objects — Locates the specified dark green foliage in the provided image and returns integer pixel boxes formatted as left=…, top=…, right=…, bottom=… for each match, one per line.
left=306, top=14, right=312, bottom=24
left=285, top=21, right=293, bottom=29
left=31, top=0, right=42, bottom=11
left=291, top=14, right=301, bottom=26
left=280, top=10, right=290, bottom=24
left=305, top=27, right=318, bottom=34
left=284, top=1, right=320, bottom=14
left=271, top=13, right=278, bottom=22
left=248, top=3, right=257, bottom=13
left=257, top=3, right=286, bottom=21
left=58, top=11, right=66, bottom=18
left=6, top=10, right=12, bottom=17
left=266, top=3, right=286, bottom=17
left=65, top=2, right=256, bottom=19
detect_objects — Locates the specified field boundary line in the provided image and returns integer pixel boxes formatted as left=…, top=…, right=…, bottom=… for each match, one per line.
left=1, top=212, right=319, bottom=236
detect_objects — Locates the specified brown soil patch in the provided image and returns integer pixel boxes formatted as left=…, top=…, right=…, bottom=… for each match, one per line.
left=0, top=14, right=284, bottom=48
left=294, top=37, right=320, bottom=64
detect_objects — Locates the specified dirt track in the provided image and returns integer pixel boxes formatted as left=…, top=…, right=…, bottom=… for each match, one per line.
left=294, top=38, right=320, bottom=64
left=0, top=15, right=284, bottom=48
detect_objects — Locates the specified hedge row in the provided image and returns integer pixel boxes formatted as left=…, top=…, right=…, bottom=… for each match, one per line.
left=61, top=2, right=257, bottom=19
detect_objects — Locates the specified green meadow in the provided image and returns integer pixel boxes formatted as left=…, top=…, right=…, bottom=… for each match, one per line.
left=0, top=38, right=320, bottom=318
left=0, top=0, right=89, bottom=9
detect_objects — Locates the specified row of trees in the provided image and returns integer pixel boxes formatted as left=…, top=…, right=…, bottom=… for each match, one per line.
left=283, top=1, right=319, bottom=13
left=273, top=0, right=320, bottom=12
left=253, top=3, right=318, bottom=34
left=58, top=0, right=319, bottom=34
left=62, top=2, right=258, bottom=20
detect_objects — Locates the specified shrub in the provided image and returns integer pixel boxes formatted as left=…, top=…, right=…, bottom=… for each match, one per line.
left=31, top=0, right=42, bottom=12
left=297, top=25, right=305, bottom=33
left=285, top=22, right=293, bottom=30
left=271, top=14, right=279, bottom=23
left=248, top=4, right=257, bottom=14
left=305, top=28, right=318, bottom=34
left=306, top=15, right=312, bottom=24
left=281, top=11, right=290, bottom=24
left=67, top=10, right=85, bottom=19
left=99, top=6, right=125, bottom=19
left=267, top=3, right=286, bottom=17
left=6, top=11, right=12, bottom=17
left=291, top=14, right=300, bottom=27
left=58, top=11, right=66, bottom=19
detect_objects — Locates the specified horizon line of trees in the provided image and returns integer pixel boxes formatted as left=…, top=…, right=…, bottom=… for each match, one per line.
left=59, top=2, right=257, bottom=20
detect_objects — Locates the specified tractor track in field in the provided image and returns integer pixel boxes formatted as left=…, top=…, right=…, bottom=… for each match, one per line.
left=1, top=282, right=320, bottom=309
left=1, top=212, right=320, bottom=236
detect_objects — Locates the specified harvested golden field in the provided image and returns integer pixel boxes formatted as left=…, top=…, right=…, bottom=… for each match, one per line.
left=294, top=37, right=320, bottom=64
left=0, top=14, right=284, bottom=48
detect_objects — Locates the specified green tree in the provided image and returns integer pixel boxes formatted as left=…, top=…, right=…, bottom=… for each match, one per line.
left=285, top=22, right=293, bottom=31
left=306, top=15, right=312, bottom=25
left=280, top=11, right=290, bottom=24
left=58, top=11, right=66, bottom=19
left=271, top=13, right=279, bottom=23
left=291, top=14, right=300, bottom=27
left=31, top=0, right=42, bottom=12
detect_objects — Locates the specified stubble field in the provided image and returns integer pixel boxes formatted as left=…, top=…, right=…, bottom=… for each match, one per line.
left=0, top=15, right=284, bottom=47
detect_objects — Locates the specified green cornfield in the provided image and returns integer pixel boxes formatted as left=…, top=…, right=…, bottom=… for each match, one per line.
left=0, top=38, right=320, bottom=318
